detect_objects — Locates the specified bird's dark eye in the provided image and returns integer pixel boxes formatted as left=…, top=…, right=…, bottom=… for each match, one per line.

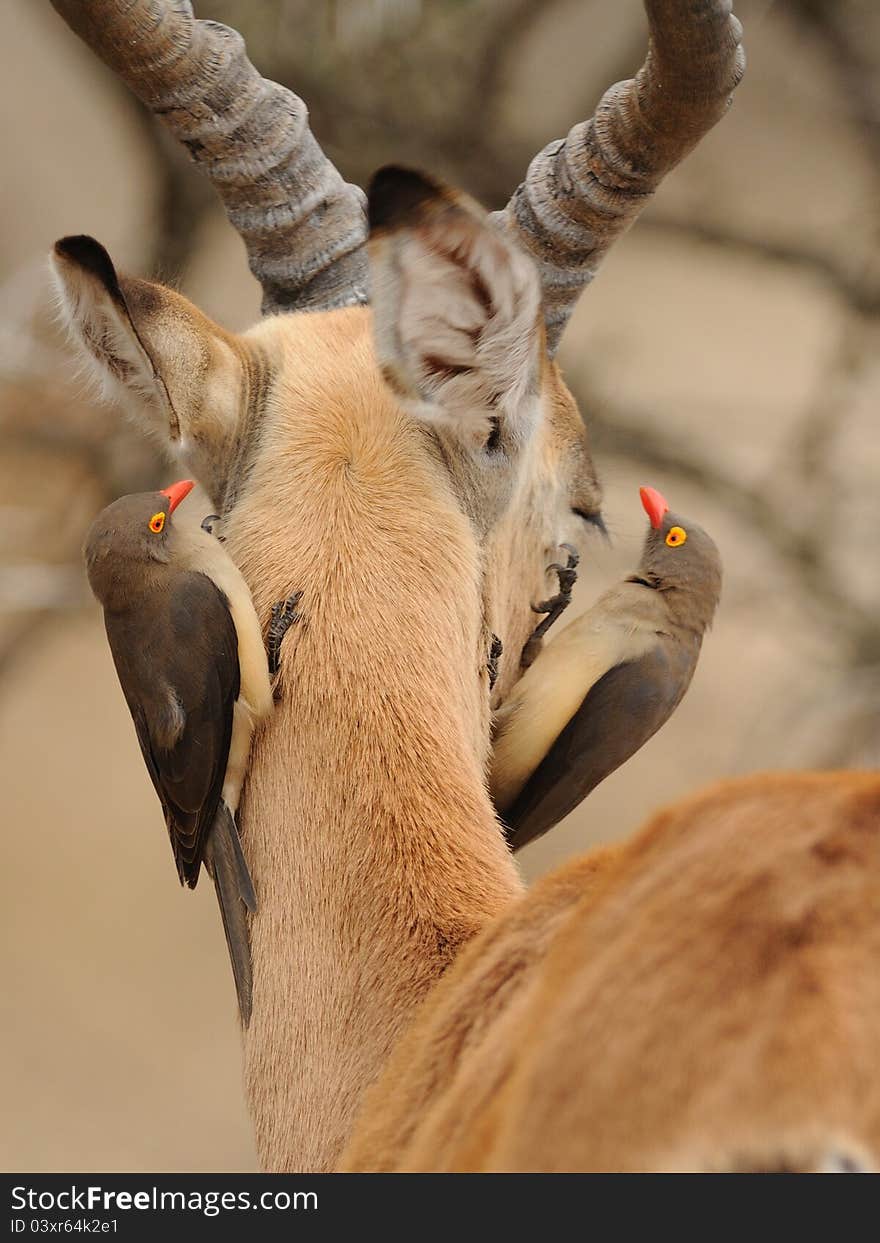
left=485, top=417, right=502, bottom=453
left=665, top=525, right=687, bottom=547
left=149, top=511, right=166, bottom=534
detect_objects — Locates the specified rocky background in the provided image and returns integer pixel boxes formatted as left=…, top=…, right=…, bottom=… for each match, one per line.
left=1, top=0, right=877, bottom=1171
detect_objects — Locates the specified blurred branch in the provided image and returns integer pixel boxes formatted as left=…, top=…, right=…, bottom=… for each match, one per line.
left=216, top=0, right=595, bottom=208
left=87, top=62, right=216, bottom=284
left=468, top=0, right=536, bottom=105
left=641, top=217, right=880, bottom=317
left=786, top=325, right=865, bottom=494
left=782, top=0, right=880, bottom=316
left=145, top=126, right=217, bottom=284
left=784, top=0, right=880, bottom=163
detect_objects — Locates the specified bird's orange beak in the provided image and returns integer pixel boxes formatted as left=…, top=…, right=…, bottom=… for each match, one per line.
left=160, top=479, right=195, bottom=514
left=639, top=485, right=669, bottom=530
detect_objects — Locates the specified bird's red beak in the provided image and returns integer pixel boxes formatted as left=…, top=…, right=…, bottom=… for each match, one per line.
left=160, top=479, right=195, bottom=514
left=639, top=485, right=669, bottom=530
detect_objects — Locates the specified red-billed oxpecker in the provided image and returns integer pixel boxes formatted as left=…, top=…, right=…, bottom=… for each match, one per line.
left=83, top=480, right=296, bottom=1024
left=492, top=487, right=722, bottom=851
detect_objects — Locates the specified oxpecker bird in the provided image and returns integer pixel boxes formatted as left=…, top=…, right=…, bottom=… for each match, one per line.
left=492, top=486, right=722, bottom=851
left=84, top=481, right=298, bottom=1023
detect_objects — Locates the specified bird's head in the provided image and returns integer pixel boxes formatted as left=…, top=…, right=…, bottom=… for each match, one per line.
left=633, top=486, right=722, bottom=632
left=84, top=479, right=195, bottom=604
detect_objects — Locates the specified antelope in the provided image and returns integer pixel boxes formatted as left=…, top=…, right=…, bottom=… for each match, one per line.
left=49, top=0, right=880, bottom=1173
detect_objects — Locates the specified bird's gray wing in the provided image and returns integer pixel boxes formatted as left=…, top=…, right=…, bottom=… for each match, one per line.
left=109, top=571, right=240, bottom=888
left=504, top=639, right=697, bottom=853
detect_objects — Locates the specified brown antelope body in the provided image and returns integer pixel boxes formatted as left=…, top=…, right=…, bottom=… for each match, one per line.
left=49, top=1, right=877, bottom=1175
left=343, top=771, right=880, bottom=1172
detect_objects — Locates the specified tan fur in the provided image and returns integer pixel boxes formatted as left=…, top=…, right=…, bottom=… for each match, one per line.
left=54, top=198, right=873, bottom=1175
left=54, top=243, right=594, bottom=1166
left=342, top=772, right=880, bottom=1173
left=224, top=309, right=528, bottom=1167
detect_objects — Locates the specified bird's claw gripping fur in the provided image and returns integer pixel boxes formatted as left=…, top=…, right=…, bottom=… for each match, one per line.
left=267, top=592, right=303, bottom=678
left=201, top=514, right=223, bottom=539
left=520, top=544, right=580, bottom=669
left=487, top=633, right=503, bottom=692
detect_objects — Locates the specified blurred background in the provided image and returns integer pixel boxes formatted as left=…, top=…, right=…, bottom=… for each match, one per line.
left=1, top=0, right=877, bottom=1172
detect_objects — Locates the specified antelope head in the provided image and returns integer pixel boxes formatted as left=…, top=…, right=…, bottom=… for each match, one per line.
left=49, top=0, right=743, bottom=703
left=48, top=0, right=744, bottom=1172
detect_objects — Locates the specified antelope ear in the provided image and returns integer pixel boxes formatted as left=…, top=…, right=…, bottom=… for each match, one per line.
left=367, top=166, right=543, bottom=450
left=51, top=236, right=172, bottom=416
left=50, top=236, right=244, bottom=492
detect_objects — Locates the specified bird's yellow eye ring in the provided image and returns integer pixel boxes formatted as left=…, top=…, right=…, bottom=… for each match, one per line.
left=149, top=512, right=166, bottom=534
left=666, top=525, right=687, bottom=547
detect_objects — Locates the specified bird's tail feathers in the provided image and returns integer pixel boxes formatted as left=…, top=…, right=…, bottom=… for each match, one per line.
left=203, top=803, right=257, bottom=1026
left=224, top=805, right=257, bottom=913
